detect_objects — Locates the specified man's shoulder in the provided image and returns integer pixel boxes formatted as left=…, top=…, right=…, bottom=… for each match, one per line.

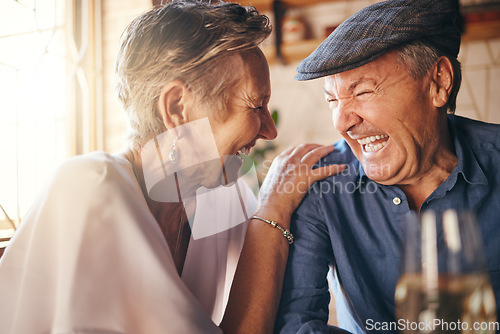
left=318, top=139, right=361, bottom=183
left=320, top=139, right=359, bottom=166
left=302, top=140, right=361, bottom=204
left=451, top=115, right=500, bottom=151
left=293, top=140, right=360, bottom=227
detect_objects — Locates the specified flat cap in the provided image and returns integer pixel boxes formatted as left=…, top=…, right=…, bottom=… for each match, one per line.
left=296, top=0, right=462, bottom=81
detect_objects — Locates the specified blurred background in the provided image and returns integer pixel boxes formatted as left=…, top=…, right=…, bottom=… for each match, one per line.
left=0, top=0, right=499, bottom=265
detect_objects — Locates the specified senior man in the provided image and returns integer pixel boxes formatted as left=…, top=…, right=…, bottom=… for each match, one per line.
left=275, top=0, right=500, bottom=333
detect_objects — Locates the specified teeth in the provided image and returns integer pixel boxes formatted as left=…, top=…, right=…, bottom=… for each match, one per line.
left=355, top=134, right=389, bottom=153
left=357, top=134, right=388, bottom=145
left=364, top=141, right=387, bottom=152
left=238, top=146, right=251, bottom=156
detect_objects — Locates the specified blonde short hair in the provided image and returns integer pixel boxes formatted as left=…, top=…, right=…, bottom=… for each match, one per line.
left=116, top=1, right=271, bottom=146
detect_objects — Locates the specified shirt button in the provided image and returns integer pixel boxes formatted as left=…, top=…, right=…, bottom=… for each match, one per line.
left=393, top=197, right=402, bottom=205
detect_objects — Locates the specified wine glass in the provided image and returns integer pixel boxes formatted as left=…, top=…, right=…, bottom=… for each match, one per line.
left=395, top=210, right=497, bottom=334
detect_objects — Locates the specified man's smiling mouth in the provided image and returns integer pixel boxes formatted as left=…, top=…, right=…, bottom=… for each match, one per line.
left=357, top=134, right=389, bottom=152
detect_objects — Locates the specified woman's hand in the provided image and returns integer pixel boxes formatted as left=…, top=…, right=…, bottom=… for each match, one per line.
left=220, top=144, right=345, bottom=334
left=255, top=144, right=345, bottom=224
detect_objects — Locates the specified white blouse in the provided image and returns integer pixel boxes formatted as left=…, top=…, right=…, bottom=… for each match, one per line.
left=0, top=152, right=255, bottom=334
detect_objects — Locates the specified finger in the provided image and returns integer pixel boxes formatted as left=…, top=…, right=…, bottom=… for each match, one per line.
left=301, top=145, right=335, bottom=165
left=310, top=164, right=346, bottom=181
left=278, top=146, right=296, bottom=157
left=289, top=143, right=323, bottom=159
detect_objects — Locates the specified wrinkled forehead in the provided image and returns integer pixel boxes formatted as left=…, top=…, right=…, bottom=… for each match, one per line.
left=323, top=51, right=404, bottom=93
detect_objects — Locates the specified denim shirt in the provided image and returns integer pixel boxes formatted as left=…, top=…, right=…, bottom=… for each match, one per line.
left=275, top=115, right=500, bottom=334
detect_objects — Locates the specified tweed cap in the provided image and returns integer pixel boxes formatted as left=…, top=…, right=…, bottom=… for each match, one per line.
left=296, top=0, right=461, bottom=81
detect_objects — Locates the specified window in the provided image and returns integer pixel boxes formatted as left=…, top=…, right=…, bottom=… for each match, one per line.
left=0, top=0, right=101, bottom=241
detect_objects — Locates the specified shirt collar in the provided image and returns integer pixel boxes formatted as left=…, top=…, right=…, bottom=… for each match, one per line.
left=354, top=160, right=369, bottom=191
left=448, top=115, right=488, bottom=186
left=357, top=161, right=367, bottom=183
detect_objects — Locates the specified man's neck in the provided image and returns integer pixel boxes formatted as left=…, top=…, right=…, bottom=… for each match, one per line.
left=399, top=129, right=457, bottom=211
left=399, top=170, right=452, bottom=211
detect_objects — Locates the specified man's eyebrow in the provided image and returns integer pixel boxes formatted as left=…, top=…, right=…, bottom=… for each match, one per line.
left=323, top=78, right=375, bottom=97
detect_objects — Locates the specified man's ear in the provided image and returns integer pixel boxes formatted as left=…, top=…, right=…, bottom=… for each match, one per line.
left=430, top=56, right=454, bottom=109
left=157, top=80, right=190, bottom=129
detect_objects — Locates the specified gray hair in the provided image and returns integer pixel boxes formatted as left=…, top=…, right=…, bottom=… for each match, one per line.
left=115, top=1, right=271, bottom=146
left=393, top=40, right=462, bottom=114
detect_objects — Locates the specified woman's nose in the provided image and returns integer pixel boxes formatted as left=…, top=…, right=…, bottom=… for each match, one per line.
left=259, top=110, right=278, bottom=140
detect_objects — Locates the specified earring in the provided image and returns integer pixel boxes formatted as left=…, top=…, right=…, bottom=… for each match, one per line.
left=169, top=136, right=179, bottom=163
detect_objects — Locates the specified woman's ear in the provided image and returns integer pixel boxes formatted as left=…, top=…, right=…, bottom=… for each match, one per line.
left=430, top=56, right=454, bottom=109
left=157, top=80, right=190, bottom=129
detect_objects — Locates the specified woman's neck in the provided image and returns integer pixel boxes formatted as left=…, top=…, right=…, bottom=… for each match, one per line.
left=123, top=148, right=194, bottom=276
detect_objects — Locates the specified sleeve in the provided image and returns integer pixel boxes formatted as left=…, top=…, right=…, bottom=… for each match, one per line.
left=0, top=155, right=221, bottom=334
left=274, top=192, right=350, bottom=334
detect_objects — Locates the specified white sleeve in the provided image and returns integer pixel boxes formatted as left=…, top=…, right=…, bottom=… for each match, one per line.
left=0, top=154, right=221, bottom=334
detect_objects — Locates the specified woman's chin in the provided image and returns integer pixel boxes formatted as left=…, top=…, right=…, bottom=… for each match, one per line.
left=222, top=154, right=244, bottom=186
left=198, top=155, right=243, bottom=189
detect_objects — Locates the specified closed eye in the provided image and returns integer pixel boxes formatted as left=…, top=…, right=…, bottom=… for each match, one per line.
left=356, top=90, right=374, bottom=101
left=357, top=91, right=373, bottom=96
left=326, top=97, right=339, bottom=109
left=323, top=88, right=337, bottom=105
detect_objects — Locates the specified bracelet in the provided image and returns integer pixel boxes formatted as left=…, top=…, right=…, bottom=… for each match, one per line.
left=251, top=216, right=294, bottom=244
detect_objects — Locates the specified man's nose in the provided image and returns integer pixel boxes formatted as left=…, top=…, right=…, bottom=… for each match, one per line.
left=333, top=98, right=362, bottom=134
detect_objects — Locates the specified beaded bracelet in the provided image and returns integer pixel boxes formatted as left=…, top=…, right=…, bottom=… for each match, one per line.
left=251, top=216, right=294, bottom=244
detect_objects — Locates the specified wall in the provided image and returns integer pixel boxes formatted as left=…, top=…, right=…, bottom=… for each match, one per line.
left=459, top=39, right=500, bottom=123
left=102, top=0, right=150, bottom=152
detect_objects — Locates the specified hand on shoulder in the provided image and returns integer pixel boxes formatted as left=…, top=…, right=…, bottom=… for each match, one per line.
left=255, top=144, right=345, bottom=225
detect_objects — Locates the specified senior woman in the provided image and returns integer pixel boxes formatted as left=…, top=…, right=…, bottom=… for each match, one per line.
left=0, top=1, right=343, bottom=333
